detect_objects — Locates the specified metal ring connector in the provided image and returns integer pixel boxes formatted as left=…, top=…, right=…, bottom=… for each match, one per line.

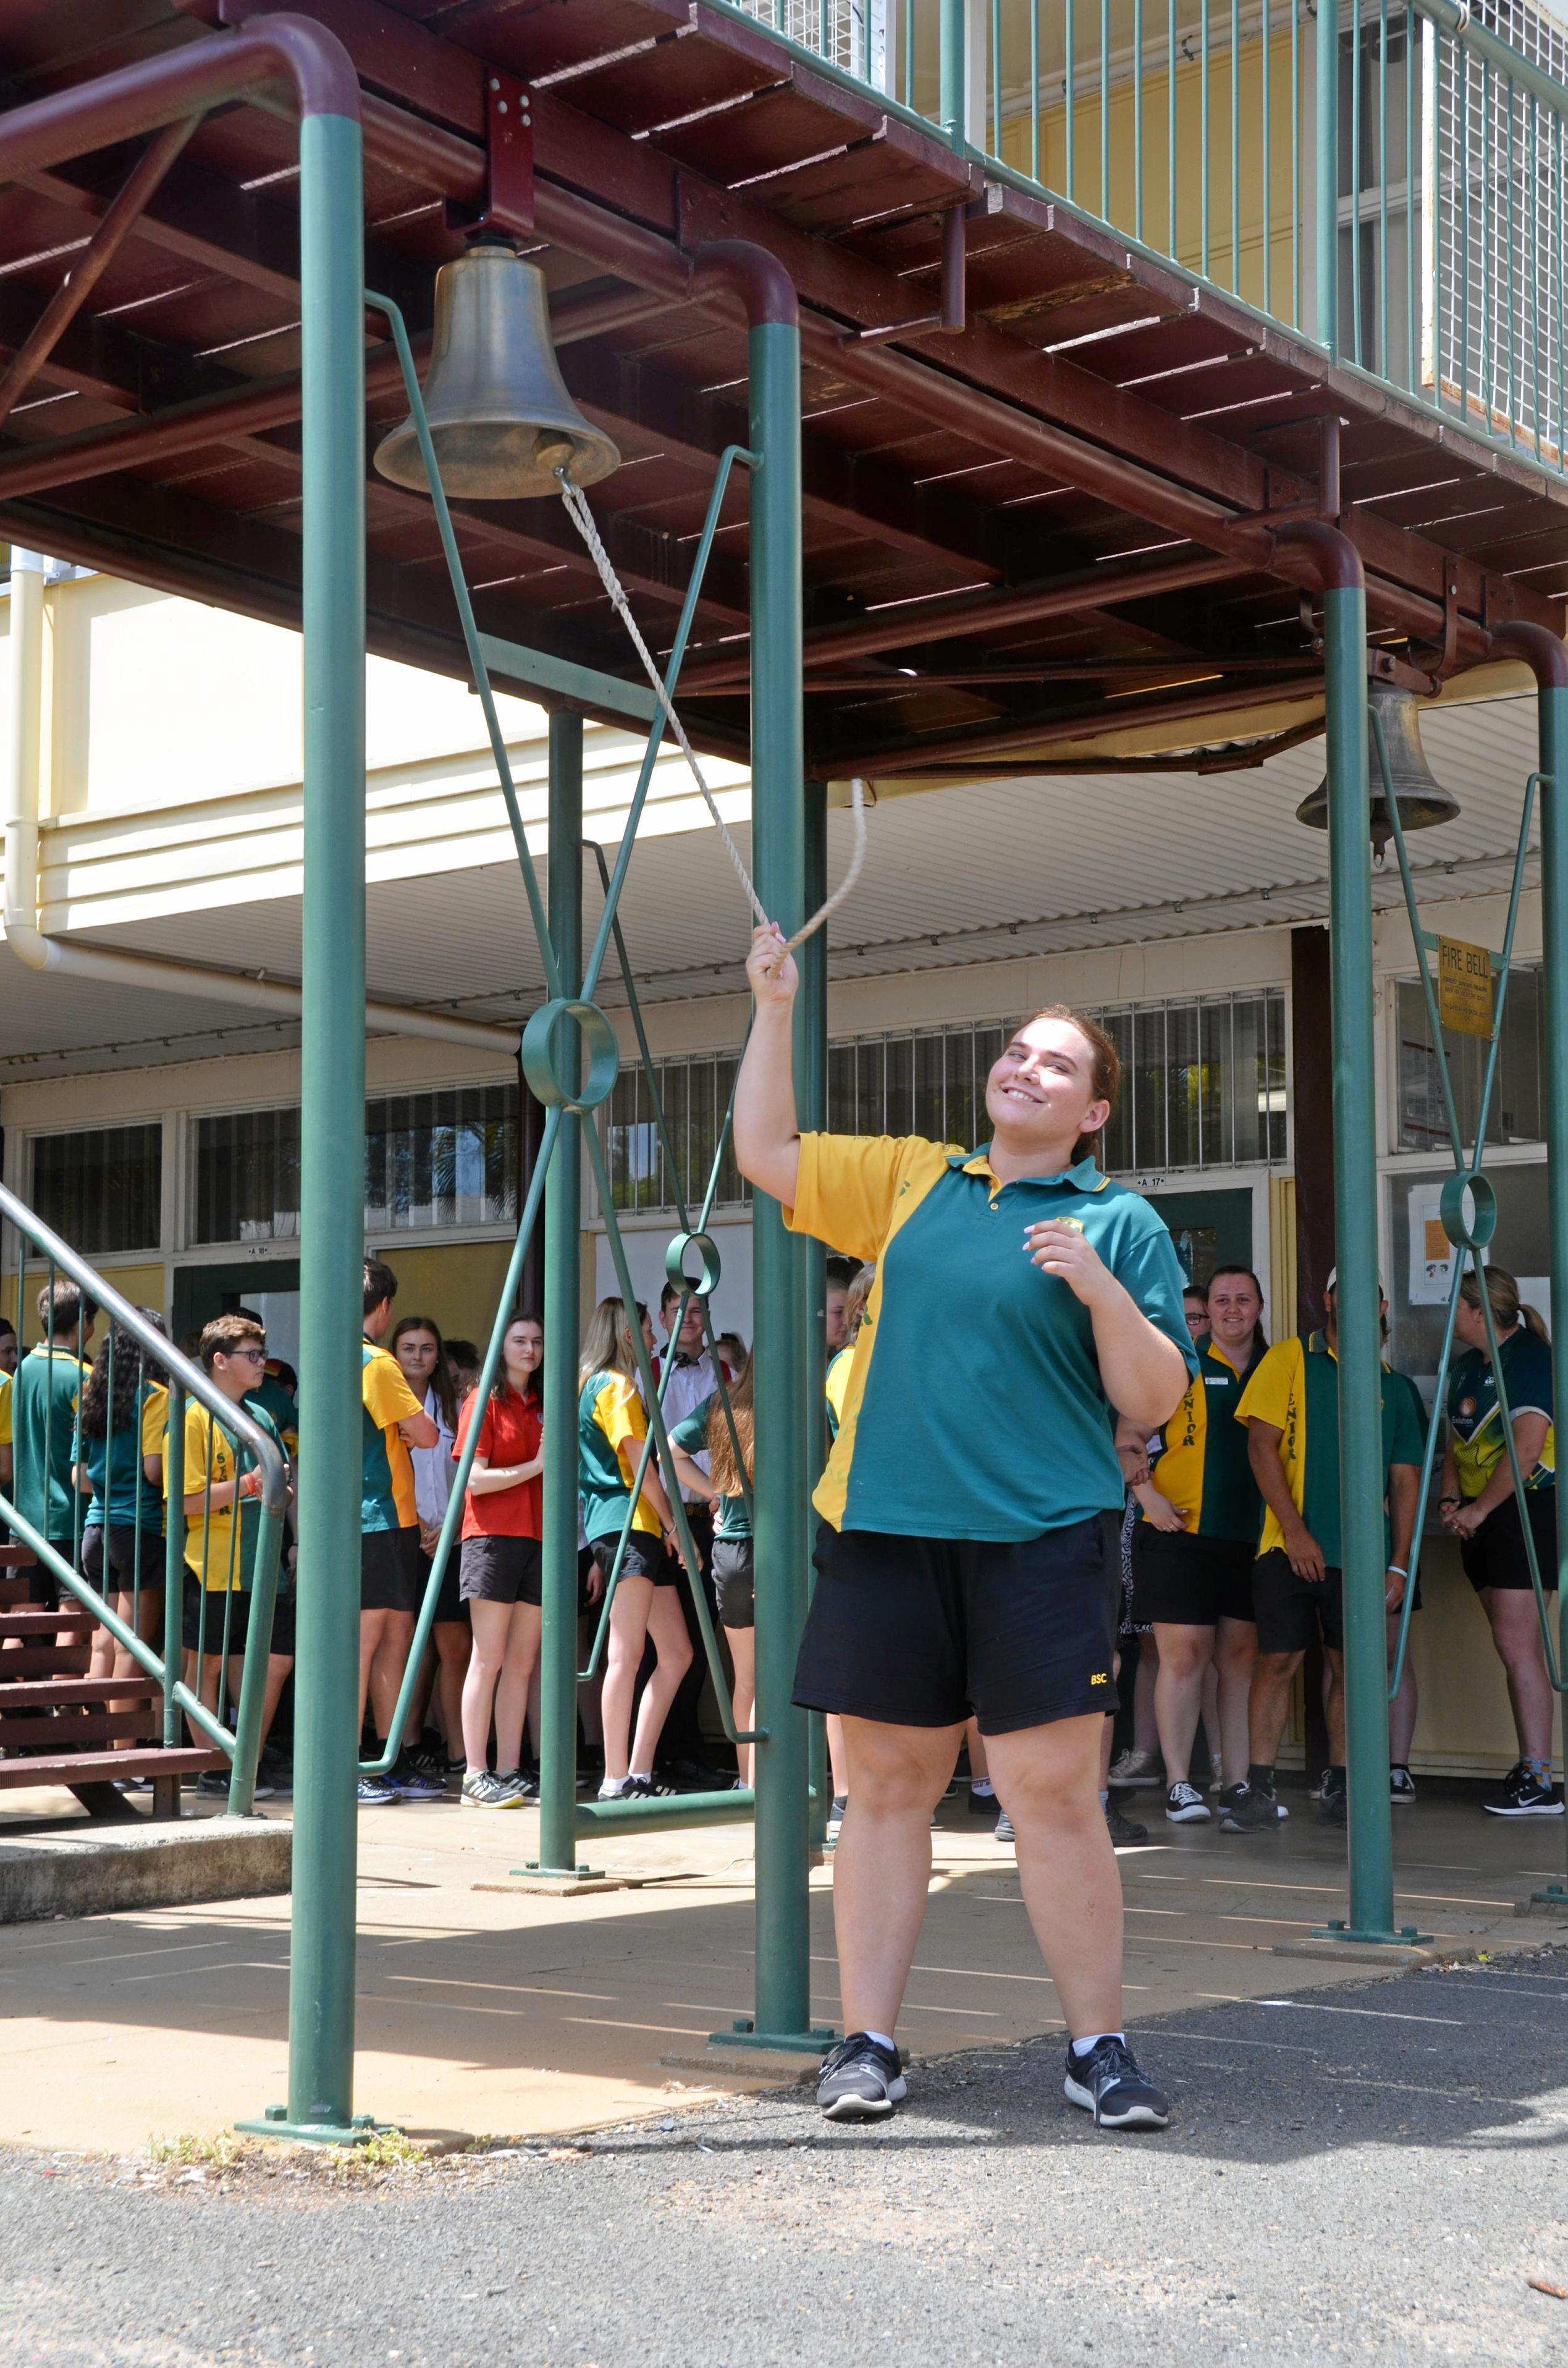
left=665, top=1229, right=723, bottom=1296
left=1439, top=1169, right=1496, bottom=1252
left=520, top=996, right=619, bottom=1112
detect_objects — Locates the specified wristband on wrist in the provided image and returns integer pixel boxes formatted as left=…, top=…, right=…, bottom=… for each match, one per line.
left=1386, top=1564, right=1408, bottom=1578
left=1438, top=1494, right=1461, bottom=1506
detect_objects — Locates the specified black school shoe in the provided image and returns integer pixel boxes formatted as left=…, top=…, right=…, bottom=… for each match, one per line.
left=816, top=2033, right=907, bottom=2121
left=1063, top=2036, right=1170, bottom=2130
left=1483, top=1760, right=1566, bottom=1816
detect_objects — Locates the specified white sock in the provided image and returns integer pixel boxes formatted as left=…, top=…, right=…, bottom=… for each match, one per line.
left=863, top=2029, right=896, bottom=2054
left=630, top=1769, right=652, bottom=1782
left=1071, top=2030, right=1126, bottom=2058
left=970, top=1779, right=995, bottom=1798
left=598, top=1777, right=630, bottom=1798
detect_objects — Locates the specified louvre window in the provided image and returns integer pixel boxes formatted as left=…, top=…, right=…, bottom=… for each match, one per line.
left=365, top=1087, right=519, bottom=1231
left=1396, top=968, right=1542, bottom=1152
left=29, top=1125, right=162, bottom=1256
left=1093, top=993, right=1288, bottom=1173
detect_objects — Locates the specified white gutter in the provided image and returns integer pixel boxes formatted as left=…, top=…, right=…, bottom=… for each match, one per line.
left=2, top=549, right=519, bottom=1056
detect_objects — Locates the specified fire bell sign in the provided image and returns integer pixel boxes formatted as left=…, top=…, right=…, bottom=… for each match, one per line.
left=1436, top=934, right=1494, bottom=1038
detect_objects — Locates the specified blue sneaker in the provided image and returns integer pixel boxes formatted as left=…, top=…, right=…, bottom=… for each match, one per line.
left=357, top=1774, right=398, bottom=1807
left=387, top=1760, right=447, bottom=1803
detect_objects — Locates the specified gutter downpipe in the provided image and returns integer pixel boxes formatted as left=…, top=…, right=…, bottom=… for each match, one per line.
left=1, top=552, right=516, bottom=1056
left=1271, top=518, right=1401, bottom=1946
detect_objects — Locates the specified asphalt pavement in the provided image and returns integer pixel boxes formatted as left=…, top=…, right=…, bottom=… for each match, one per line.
left=7, top=1947, right=1568, bottom=2366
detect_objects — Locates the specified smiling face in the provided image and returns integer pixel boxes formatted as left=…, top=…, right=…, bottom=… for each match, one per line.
left=984, top=1014, right=1111, bottom=1166
left=1207, top=1271, right=1262, bottom=1352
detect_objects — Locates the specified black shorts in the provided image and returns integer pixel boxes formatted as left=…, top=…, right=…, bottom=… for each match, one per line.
left=1253, top=1548, right=1344, bottom=1654
left=459, top=1533, right=542, bottom=1607
left=1131, top=1526, right=1257, bottom=1627
left=182, top=1568, right=296, bottom=1658
left=794, top=1516, right=1119, bottom=1735
left=23, top=1537, right=79, bottom=1611
left=588, top=1532, right=676, bottom=1586
left=712, top=1536, right=754, bottom=1630
left=82, top=1525, right=166, bottom=1593
left=425, top=1546, right=468, bottom=1627
left=360, top=1525, right=423, bottom=1614
left=1460, top=1488, right=1559, bottom=1594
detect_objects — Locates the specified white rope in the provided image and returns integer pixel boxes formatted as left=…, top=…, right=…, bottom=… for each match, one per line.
left=557, top=470, right=867, bottom=958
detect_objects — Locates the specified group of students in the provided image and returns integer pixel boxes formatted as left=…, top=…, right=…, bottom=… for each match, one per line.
left=1111, top=1257, right=1561, bottom=1835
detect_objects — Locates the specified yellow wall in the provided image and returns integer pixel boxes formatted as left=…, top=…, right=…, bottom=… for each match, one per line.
left=4, top=1262, right=166, bottom=1346
left=1000, top=32, right=1303, bottom=324
left=375, top=1241, right=524, bottom=1352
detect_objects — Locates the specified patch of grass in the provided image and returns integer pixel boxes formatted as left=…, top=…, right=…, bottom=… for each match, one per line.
left=146, top=2132, right=240, bottom=2170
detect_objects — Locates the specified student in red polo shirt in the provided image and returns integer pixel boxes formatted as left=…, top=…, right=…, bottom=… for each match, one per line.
left=453, top=1310, right=547, bottom=1809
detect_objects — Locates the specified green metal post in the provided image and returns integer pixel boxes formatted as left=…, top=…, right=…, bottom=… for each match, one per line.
left=800, top=780, right=829, bottom=1850
left=245, top=107, right=368, bottom=2142
left=1321, top=572, right=1397, bottom=1943
left=940, top=0, right=968, bottom=146
left=537, top=714, right=586, bottom=1878
left=1317, top=0, right=1339, bottom=352
left=730, top=308, right=825, bottom=2052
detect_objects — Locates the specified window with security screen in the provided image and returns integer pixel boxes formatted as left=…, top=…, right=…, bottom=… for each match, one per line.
left=1092, top=992, right=1289, bottom=1173
left=29, top=1124, right=162, bottom=1257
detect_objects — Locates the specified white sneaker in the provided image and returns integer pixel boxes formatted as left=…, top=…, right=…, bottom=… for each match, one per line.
left=1165, top=1780, right=1212, bottom=1824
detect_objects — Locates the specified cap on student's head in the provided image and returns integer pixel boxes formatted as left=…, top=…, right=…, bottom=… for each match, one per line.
left=1323, top=1267, right=1387, bottom=1298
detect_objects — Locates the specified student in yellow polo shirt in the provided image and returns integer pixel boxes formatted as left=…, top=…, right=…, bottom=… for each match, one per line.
left=736, top=922, right=1195, bottom=2133
left=358, top=1258, right=441, bottom=1808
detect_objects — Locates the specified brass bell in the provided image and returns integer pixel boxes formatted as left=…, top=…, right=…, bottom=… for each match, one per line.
left=1295, top=683, right=1461, bottom=857
left=374, top=241, right=620, bottom=500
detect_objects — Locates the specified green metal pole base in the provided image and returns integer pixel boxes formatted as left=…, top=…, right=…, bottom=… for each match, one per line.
left=1527, top=1881, right=1568, bottom=1908
left=710, top=2018, right=837, bottom=2055
left=1309, top=1919, right=1433, bottom=1945
left=235, top=2105, right=386, bottom=2146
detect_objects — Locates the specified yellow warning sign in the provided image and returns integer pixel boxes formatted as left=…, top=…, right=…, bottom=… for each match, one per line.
left=1436, top=935, right=1494, bottom=1038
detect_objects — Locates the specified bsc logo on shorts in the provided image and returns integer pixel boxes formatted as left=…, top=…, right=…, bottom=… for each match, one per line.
left=1089, top=1671, right=1108, bottom=1685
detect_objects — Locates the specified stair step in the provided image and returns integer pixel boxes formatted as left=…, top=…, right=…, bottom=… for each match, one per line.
left=0, top=1544, right=36, bottom=1568
left=0, top=1608, right=96, bottom=1635
left=0, top=1645, right=92, bottom=1677
left=0, top=1709, right=159, bottom=1750
left=0, top=1746, right=223, bottom=1789
left=0, top=1677, right=160, bottom=1710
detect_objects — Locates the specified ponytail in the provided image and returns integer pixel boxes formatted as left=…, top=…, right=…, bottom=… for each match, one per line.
left=1458, top=1264, right=1551, bottom=1346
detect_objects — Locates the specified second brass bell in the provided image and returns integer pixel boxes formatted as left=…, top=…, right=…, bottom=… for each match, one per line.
left=375, top=240, right=620, bottom=500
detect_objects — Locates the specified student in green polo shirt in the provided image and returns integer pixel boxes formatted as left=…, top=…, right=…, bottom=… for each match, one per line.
left=668, top=1355, right=757, bottom=1788
left=1130, top=1265, right=1268, bottom=1825
left=1440, top=1265, right=1562, bottom=1817
left=11, top=1280, right=96, bottom=1609
left=1225, top=1271, right=1423, bottom=1834
left=736, top=922, right=1195, bottom=2133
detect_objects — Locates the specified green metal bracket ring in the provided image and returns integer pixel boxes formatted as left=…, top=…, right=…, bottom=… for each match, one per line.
left=1438, top=1169, right=1498, bottom=1251
left=521, top=996, right=619, bottom=1112
left=665, top=1229, right=723, bottom=1296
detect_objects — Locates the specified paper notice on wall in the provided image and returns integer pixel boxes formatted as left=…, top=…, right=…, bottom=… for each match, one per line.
left=1409, top=1181, right=1457, bottom=1304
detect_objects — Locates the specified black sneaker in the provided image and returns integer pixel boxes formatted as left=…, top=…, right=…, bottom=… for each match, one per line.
left=1219, top=1782, right=1286, bottom=1832
left=1317, top=1769, right=1347, bottom=1826
left=1483, top=1761, right=1566, bottom=1817
left=1105, top=1798, right=1148, bottom=1845
left=968, top=1787, right=999, bottom=1817
left=1063, top=2036, right=1170, bottom=2130
left=492, top=1766, right=539, bottom=1803
left=1165, top=1781, right=1210, bottom=1824
left=624, top=1774, right=677, bottom=1798
left=816, top=2033, right=906, bottom=2122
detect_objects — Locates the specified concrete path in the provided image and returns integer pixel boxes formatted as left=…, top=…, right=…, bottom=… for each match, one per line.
left=6, top=1946, right=1568, bottom=2364
left=1, top=1777, right=1565, bottom=2152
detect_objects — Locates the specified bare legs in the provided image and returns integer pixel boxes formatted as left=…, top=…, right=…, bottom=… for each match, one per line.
left=1480, top=1586, right=1556, bottom=1761
left=359, top=1607, right=414, bottom=1745
left=1387, top=1610, right=1419, bottom=1766
left=462, top=1596, right=541, bottom=1774
left=833, top=1711, right=1122, bottom=2042
left=726, top=1624, right=756, bottom=1787
left=601, top=1575, right=693, bottom=1782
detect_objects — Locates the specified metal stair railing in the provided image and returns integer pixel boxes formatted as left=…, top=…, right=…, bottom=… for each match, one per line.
left=0, top=1178, right=287, bottom=1816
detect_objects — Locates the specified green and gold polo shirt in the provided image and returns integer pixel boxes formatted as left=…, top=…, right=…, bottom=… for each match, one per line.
left=1145, top=1338, right=1267, bottom=1543
left=1448, top=1327, right=1555, bottom=1499
left=1236, top=1331, right=1426, bottom=1569
left=785, top=1133, right=1196, bottom=1541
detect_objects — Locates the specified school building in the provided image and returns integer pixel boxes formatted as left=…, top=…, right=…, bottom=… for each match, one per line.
left=0, top=558, right=1554, bottom=1779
